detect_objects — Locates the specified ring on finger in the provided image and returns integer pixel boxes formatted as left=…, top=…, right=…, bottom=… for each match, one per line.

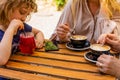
left=99, top=63, right=103, bottom=68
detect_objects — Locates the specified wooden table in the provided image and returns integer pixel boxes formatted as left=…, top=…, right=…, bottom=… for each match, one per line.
left=0, top=44, right=115, bottom=80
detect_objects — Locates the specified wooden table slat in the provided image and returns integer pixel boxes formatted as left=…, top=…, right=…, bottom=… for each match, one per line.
left=10, top=55, right=98, bottom=73
left=6, top=61, right=115, bottom=80
left=37, top=47, right=89, bottom=56
left=47, top=49, right=87, bottom=56
left=0, top=68, right=63, bottom=80
left=32, top=52, right=87, bottom=63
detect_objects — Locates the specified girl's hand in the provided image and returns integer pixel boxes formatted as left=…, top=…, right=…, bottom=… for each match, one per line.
left=57, top=24, right=70, bottom=40
left=35, top=40, right=44, bottom=48
left=32, top=25, right=45, bottom=49
left=8, top=19, right=24, bottom=35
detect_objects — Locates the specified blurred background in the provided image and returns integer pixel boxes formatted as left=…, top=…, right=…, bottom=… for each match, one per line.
left=27, top=0, right=67, bottom=39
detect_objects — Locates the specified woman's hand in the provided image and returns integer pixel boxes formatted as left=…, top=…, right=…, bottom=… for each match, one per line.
left=97, top=34, right=108, bottom=44
left=8, top=19, right=24, bottom=35
left=56, top=24, right=70, bottom=41
left=97, top=34, right=120, bottom=52
left=96, top=54, right=120, bottom=78
left=105, top=34, right=120, bottom=52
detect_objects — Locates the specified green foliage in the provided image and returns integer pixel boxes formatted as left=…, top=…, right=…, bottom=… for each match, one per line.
left=53, top=0, right=67, bottom=11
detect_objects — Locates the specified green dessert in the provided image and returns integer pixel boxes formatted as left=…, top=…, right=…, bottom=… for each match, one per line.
left=45, top=41, right=59, bottom=51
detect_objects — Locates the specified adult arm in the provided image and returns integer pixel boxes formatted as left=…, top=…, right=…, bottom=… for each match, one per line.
left=50, top=0, right=77, bottom=42
left=96, top=54, right=120, bottom=79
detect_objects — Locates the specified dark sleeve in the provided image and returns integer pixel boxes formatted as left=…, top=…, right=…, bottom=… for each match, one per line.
left=0, top=30, right=4, bottom=42
left=24, top=23, right=32, bottom=32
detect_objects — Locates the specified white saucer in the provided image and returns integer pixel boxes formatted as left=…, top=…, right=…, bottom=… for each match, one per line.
left=84, top=52, right=99, bottom=63
left=66, top=42, right=90, bottom=51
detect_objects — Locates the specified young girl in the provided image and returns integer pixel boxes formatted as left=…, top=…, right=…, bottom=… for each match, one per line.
left=0, top=0, right=44, bottom=67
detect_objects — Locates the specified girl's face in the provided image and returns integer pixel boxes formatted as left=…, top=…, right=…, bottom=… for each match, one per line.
left=10, top=4, right=32, bottom=22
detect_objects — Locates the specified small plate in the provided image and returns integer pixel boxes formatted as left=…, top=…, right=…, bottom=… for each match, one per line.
left=66, top=41, right=90, bottom=51
left=84, top=52, right=100, bottom=63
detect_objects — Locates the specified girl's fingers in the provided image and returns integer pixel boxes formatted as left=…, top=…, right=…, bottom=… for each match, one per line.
left=19, top=24, right=24, bottom=30
left=36, top=43, right=44, bottom=48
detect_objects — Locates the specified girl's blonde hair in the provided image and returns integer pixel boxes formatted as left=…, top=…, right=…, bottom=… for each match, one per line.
left=0, top=0, right=37, bottom=25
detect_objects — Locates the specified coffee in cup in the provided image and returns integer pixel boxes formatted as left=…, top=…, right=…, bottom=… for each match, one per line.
left=70, top=35, right=87, bottom=48
left=90, top=44, right=111, bottom=56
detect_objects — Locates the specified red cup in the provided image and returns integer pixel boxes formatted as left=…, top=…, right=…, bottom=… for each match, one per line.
left=19, top=32, right=36, bottom=55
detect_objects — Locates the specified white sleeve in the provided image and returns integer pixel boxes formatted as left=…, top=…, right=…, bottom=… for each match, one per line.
left=102, top=20, right=116, bottom=34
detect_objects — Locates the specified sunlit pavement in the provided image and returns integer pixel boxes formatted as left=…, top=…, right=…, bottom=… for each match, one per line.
left=27, top=1, right=62, bottom=39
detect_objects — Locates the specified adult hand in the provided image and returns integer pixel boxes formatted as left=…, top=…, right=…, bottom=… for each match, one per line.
left=97, top=34, right=108, bottom=44
left=56, top=24, right=70, bottom=41
left=96, top=54, right=120, bottom=78
left=8, top=19, right=24, bottom=35
left=106, top=34, right=120, bottom=52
